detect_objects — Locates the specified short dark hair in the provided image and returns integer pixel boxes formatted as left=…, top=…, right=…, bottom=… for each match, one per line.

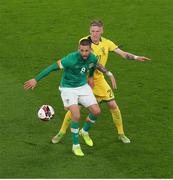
left=79, top=39, right=91, bottom=47
left=90, top=20, right=103, bottom=27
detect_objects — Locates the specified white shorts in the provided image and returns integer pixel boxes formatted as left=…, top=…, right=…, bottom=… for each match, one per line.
left=59, top=84, right=97, bottom=108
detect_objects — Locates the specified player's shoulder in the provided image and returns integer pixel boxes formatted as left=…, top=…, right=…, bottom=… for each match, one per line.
left=101, top=36, right=114, bottom=43
left=90, top=52, right=97, bottom=58
left=61, top=51, right=79, bottom=63
left=101, top=36, right=118, bottom=48
left=60, top=51, right=79, bottom=67
left=89, top=52, right=98, bottom=62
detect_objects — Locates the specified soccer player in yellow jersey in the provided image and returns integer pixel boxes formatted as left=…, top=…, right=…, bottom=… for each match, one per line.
left=52, top=20, right=150, bottom=145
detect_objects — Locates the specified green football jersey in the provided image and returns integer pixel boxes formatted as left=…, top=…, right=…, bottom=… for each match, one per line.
left=60, top=51, right=97, bottom=88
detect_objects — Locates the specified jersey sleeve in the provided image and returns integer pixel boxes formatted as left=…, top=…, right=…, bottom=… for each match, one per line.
left=58, top=53, right=74, bottom=69
left=88, top=55, right=98, bottom=77
left=88, top=64, right=96, bottom=77
left=107, top=39, right=118, bottom=52
left=35, top=63, right=59, bottom=82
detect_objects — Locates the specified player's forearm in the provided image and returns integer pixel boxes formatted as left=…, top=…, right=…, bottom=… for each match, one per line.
left=96, top=63, right=113, bottom=77
left=115, top=48, right=138, bottom=60
left=35, top=63, right=59, bottom=81
left=124, top=52, right=138, bottom=60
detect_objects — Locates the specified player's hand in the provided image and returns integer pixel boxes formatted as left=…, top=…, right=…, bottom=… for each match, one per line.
left=88, top=77, right=95, bottom=89
left=136, top=56, right=151, bottom=62
left=109, top=74, right=117, bottom=90
left=24, top=78, right=37, bottom=90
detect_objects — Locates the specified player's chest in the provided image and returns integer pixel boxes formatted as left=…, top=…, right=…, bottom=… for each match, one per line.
left=91, top=43, right=108, bottom=56
left=72, top=61, right=95, bottom=74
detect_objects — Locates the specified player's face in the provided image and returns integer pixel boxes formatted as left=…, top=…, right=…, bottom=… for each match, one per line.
left=90, top=25, right=103, bottom=43
left=79, top=45, right=91, bottom=60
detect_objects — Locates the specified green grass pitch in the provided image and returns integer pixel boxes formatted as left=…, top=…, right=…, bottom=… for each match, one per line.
left=0, top=0, right=173, bottom=178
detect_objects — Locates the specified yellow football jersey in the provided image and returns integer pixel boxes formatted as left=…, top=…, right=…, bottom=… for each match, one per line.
left=80, top=36, right=118, bottom=80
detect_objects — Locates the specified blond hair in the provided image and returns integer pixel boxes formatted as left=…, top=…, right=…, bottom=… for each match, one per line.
left=90, top=20, right=103, bottom=27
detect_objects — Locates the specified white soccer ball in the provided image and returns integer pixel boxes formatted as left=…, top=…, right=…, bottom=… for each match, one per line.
left=37, top=105, right=55, bottom=121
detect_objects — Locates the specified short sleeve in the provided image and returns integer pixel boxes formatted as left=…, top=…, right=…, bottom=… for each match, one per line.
left=107, top=39, right=118, bottom=52
left=60, top=53, right=74, bottom=69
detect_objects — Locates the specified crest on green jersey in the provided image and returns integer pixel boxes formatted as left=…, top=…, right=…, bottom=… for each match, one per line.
left=89, top=63, right=94, bottom=68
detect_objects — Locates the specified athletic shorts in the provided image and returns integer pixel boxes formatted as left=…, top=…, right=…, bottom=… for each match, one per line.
left=93, top=77, right=115, bottom=103
left=59, top=84, right=97, bottom=108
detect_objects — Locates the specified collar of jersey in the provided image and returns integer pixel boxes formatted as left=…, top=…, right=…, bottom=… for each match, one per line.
left=88, top=36, right=102, bottom=45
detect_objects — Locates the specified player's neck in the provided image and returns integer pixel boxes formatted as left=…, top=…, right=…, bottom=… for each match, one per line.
left=91, top=37, right=100, bottom=45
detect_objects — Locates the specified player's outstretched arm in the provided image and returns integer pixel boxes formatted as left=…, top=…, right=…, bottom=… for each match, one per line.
left=114, top=48, right=151, bottom=62
left=96, top=63, right=117, bottom=89
left=24, top=63, right=59, bottom=90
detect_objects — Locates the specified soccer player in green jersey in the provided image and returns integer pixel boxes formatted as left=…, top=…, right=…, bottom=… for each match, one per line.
left=24, top=39, right=116, bottom=157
